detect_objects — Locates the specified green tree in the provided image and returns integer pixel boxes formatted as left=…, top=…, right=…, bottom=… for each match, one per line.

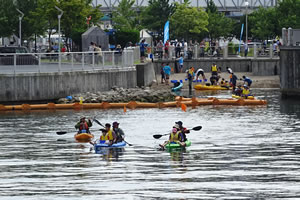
left=58, top=0, right=103, bottom=50
left=170, top=1, right=208, bottom=40
left=0, top=0, right=18, bottom=38
left=140, top=0, right=175, bottom=37
left=276, top=0, right=300, bottom=31
left=205, top=0, right=234, bottom=41
left=112, top=0, right=138, bottom=30
left=248, top=7, right=277, bottom=40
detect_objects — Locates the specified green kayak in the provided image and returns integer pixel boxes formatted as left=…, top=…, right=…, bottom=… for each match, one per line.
left=165, top=140, right=191, bottom=149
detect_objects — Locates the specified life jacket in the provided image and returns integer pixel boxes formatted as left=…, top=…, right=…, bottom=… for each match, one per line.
left=188, top=69, right=194, bottom=80
left=100, top=134, right=108, bottom=141
left=169, top=131, right=180, bottom=142
left=106, top=129, right=114, bottom=141
left=242, top=88, right=250, bottom=96
left=79, top=122, right=89, bottom=132
left=212, top=65, right=217, bottom=72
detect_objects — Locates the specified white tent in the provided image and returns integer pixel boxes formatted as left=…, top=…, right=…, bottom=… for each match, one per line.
left=140, top=29, right=152, bottom=46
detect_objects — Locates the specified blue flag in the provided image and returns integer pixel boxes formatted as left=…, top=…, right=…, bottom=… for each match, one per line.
left=164, top=21, right=169, bottom=45
left=238, top=24, right=244, bottom=53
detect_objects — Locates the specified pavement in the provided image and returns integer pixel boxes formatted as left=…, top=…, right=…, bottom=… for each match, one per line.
left=151, top=72, right=280, bottom=91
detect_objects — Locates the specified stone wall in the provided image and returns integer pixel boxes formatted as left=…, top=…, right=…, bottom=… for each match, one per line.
left=280, top=46, right=300, bottom=98
left=0, top=68, right=137, bottom=102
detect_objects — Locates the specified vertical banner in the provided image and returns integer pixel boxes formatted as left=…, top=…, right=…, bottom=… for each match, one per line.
left=164, top=21, right=169, bottom=45
left=238, top=23, right=244, bottom=54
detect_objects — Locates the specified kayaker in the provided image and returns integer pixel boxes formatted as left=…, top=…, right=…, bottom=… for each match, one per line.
left=230, top=73, right=238, bottom=93
left=176, top=121, right=190, bottom=142
left=242, top=75, right=253, bottom=87
left=242, top=85, right=250, bottom=98
left=159, top=125, right=185, bottom=150
left=99, top=128, right=108, bottom=144
left=234, top=85, right=243, bottom=96
left=104, top=123, right=117, bottom=145
left=75, top=116, right=92, bottom=134
left=112, top=121, right=125, bottom=143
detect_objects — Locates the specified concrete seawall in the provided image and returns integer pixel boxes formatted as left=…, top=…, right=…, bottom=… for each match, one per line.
left=152, top=58, right=280, bottom=76
left=280, top=46, right=300, bottom=98
left=0, top=68, right=138, bottom=102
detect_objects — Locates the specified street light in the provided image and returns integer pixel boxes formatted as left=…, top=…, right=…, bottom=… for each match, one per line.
left=55, top=6, right=63, bottom=70
left=16, top=9, right=24, bottom=46
left=245, top=1, right=249, bottom=45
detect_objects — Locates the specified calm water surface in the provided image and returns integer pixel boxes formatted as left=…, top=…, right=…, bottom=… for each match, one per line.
left=0, top=89, right=300, bottom=200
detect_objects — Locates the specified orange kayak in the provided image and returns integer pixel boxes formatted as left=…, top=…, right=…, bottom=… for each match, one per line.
left=74, top=133, right=94, bottom=142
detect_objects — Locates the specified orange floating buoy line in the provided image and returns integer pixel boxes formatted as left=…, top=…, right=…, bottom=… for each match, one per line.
left=0, top=97, right=267, bottom=111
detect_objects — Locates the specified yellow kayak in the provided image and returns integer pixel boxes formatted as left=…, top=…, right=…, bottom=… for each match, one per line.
left=232, top=94, right=255, bottom=99
left=194, top=84, right=231, bottom=90
left=74, top=133, right=94, bottom=142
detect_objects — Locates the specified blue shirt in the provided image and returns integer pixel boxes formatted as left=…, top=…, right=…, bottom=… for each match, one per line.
left=244, top=77, right=252, bottom=84
left=179, top=57, right=183, bottom=65
left=163, top=65, right=171, bottom=75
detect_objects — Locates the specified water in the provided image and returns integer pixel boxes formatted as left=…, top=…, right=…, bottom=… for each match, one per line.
left=0, top=89, right=300, bottom=199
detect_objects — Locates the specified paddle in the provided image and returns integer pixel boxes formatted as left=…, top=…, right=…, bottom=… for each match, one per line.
left=56, top=131, right=67, bottom=135
left=153, top=125, right=202, bottom=139
left=93, top=118, right=133, bottom=146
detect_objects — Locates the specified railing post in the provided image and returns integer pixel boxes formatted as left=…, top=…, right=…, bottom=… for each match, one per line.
left=112, top=52, right=115, bottom=67
left=270, top=44, right=273, bottom=58
left=92, top=52, right=95, bottom=69
left=71, top=53, right=74, bottom=71
left=14, top=54, right=17, bottom=74
left=82, top=52, right=84, bottom=70
left=253, top=44, right=257, bottom=58
left=38, top=54, right=41, bottom=73
left=194, top=45, right=198, bottom=59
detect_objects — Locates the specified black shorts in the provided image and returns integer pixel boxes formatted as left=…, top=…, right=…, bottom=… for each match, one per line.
left=197, top=71, right=204, bottom=77
left=140, top=51, right=145, bottom=57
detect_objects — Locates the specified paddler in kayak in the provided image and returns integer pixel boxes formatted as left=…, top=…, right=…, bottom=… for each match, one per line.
left=104, top=123, right=117, bottom=145
left=112, top=121, right=125, bottom=143
left=159, top=124, right=185, bottom=150
left=175, top=121, right=190, bottom=141
left=75, top=116, right=92, bottom=134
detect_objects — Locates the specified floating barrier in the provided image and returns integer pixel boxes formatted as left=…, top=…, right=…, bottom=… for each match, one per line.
left=0, top=97, right=267, bottom=111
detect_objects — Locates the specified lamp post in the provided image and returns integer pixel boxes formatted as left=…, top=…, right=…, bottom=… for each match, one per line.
left=245, top=1, right=249, bottom=45
left=55, top=6, right=63, bottom=70
left=16, top=9, right=24, bottom=46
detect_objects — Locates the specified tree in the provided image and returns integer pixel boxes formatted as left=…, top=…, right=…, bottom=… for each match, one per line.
left=170, top=1, right=208, bottom=40
left=248, top=7, right=277, bottom=40
left=140, top=0, right=175, bottom=37
left=276, top=0, right=300, bottom=32
left=205, top=0, right=234, bottom=41
left=112, top=0, right=138, bottom=31
left=0, top=1, right=18, bottom=38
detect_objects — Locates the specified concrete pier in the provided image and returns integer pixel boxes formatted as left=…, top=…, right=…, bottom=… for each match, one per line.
left=280, top=46, right=300, bottom=98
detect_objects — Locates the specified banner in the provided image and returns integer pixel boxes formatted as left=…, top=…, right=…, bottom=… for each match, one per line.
left=238, top=23, right=244, bottom=53
left=164, top=21, right=169, bottom=45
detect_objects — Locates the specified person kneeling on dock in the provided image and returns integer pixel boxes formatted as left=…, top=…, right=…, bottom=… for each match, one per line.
left=112, top=121, right=125, bottom=143
left=159, top=124, right=185, bottom=150
left=75, top=116, right=92, bottom=134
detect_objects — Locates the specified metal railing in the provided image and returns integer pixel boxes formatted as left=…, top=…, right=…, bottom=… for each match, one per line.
left=150, top=43, right=280, bottom=60
left=0, top=49, right=137, bottom=74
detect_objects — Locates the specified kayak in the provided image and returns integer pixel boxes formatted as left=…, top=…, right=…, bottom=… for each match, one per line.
left=194, top=84, right=231, bottom=90
left=232, top=94, right=255, bottom=99
left=94, top=141, right=126, bottom=152
left=165, top=140, right=191, bottom=149
left=171, top=82, right=183, bottom=91
left=74, top=133, right=94, bottom=142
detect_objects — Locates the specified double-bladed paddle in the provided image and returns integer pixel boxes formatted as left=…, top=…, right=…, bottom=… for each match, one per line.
left=153, top=125, right=202, bottom=139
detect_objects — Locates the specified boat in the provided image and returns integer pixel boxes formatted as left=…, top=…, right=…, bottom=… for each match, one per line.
left=171, top=81, right=183, bottom=91
left=165, top=140, right=191, bottom=149
left=194, top=84, right=231, bottom=90
left=74, top=133, right=94, bottom=142
left=94, top=140, right=126, bottom=152
left=232, top=94, right=255, bottom=99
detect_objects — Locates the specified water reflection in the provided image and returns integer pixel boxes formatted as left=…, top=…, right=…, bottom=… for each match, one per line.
left=0, top=89, right=300, bottom=199
left=95, top=147, right=125, bottom=162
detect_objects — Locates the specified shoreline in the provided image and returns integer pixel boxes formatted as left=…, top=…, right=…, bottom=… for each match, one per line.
left=151, top=72, right=280, bottom=91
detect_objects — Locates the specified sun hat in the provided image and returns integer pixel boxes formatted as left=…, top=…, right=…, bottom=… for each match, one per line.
left=173, top=124, right=180, bottom=129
